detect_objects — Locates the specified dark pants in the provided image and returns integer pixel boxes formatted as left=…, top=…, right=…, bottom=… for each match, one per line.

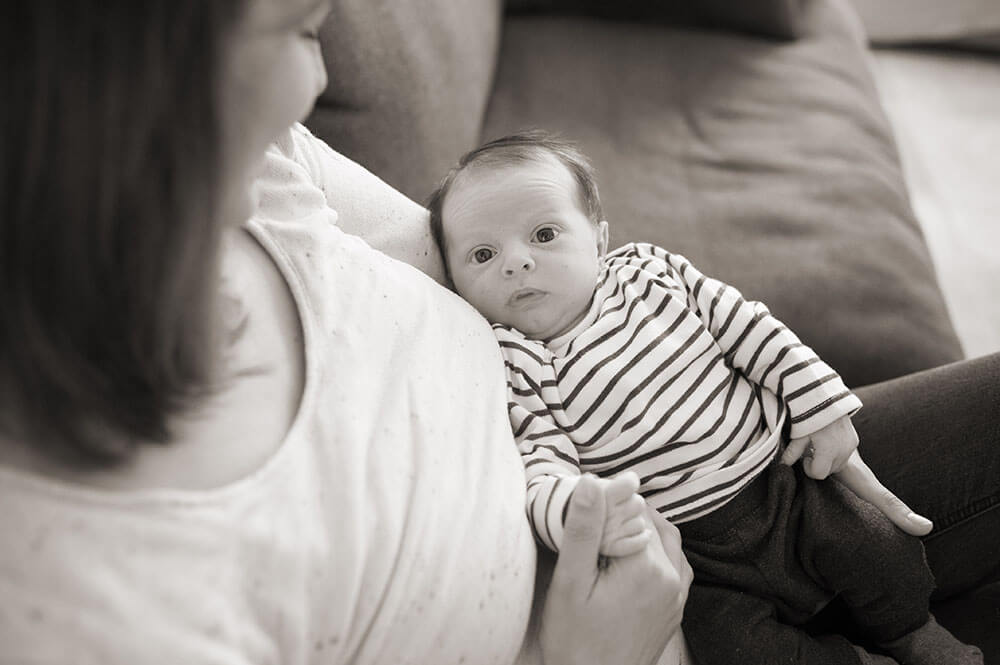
left=679, top=460, right=934, bottom=665
left=851, top=352, right=1000, bottom=663
left=851, top=352, right=1000, bottom=601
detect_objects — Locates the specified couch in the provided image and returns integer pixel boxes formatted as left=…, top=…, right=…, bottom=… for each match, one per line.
left=305, top=0, right=995, bottom=658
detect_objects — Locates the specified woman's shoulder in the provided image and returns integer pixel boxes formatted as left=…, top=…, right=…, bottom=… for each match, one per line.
left=264, top=124, right=447, bottom=283
left=248, top=126, right=457, bottom=350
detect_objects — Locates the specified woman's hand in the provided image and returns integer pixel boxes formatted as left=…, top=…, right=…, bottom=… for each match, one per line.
left=834, top=451, right=934, bottom=536
left=539, top=474, right=693, bottom=665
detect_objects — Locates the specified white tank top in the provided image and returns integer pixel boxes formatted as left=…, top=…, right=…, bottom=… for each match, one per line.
left=0, top=145, right=537, bottom=664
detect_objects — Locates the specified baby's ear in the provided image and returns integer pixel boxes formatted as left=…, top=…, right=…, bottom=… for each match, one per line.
left=596, top=220, right=610, bottom=259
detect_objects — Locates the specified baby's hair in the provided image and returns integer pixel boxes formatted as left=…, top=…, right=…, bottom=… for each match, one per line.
left=426, top=130, right=604, bottom=277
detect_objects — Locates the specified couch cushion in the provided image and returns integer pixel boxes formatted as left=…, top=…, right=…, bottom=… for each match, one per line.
left=506, top=0, right=809, bottom=40
left=307, top=0, right=503, bottom=202
left=481, top=0, right=963, bottom=387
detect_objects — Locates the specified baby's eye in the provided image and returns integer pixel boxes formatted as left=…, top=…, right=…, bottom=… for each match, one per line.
left=300, top=29, right=320, bottom=41
left=472, top=247, right=495, bottom=264
left=534, top=227, right=558, bottom=243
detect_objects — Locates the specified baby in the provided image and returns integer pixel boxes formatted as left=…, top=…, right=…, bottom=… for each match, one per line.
left=427, top=130, right=982, bottom=665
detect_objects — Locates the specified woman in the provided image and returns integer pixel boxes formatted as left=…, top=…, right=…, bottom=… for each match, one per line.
left=1, top=1, right=996, bottom=664
left=1, top=2, right=687, bottom=663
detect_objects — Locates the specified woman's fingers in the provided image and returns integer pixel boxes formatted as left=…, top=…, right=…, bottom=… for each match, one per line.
left=645, top=506, right=693, bottom=597
left=553, top=474, right=607, bottom=587
left=834, top=452, right=934, bottom=536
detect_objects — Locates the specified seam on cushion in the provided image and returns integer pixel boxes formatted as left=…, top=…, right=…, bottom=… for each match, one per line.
left=923, top=490, right=1000, bottom=541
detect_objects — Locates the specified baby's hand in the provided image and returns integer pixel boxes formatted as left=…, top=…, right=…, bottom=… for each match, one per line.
left=781, top=415, right=860, bottom=479
left=598, top=472, right=651, bottom=558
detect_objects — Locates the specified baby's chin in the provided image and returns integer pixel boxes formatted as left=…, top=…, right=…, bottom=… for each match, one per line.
left=503, top=315, right=574, bottom=342
left=488, top=314, right=543, bottom=337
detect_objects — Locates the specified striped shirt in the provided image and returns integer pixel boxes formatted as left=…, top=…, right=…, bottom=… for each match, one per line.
left=497, top=243, right=862, bottom=552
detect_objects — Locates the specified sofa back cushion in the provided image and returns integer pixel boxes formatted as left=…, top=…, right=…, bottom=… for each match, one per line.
left=481, top=0, right=963, bottom=387
left=307, top=0, right=503, bottom=202
left=506, top=0, right=808, bottom=39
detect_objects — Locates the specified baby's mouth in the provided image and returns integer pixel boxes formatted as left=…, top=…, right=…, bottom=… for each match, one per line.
left=508, top=288, right=546, bottom=307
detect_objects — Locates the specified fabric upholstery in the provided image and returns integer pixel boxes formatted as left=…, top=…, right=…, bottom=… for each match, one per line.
left=506, top=0, right=809, bottom=40
left=307, top=0, right=503, bottom=202
left=479, top=0, right=963, bottom=387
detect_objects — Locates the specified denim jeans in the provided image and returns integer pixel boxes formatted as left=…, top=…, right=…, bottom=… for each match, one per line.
left=852, top=351, right=1000, bottom=599
left=843, top=351, right=1000, bottom=661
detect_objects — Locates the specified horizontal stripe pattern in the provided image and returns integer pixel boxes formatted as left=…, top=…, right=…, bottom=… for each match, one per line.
left=497, top=243, right=861, bottom=552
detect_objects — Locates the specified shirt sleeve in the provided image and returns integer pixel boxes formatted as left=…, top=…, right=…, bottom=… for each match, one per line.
left=498, top=331, right=581, bottom=553
left=627, top=243, right=862, bottom=440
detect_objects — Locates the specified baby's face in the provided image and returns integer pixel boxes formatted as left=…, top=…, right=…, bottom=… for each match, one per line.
left=442, top=155, right=608, bottom=341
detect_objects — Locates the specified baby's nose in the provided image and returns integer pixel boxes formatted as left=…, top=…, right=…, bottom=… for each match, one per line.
left=503, top=255, right=535, bottom=275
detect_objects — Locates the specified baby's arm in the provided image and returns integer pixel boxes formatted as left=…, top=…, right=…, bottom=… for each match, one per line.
left=502, top=332, right=653, bottom=556
left=646, top=246, right=862, bottom=473
left=503, top=338, right=586, bottom=552
left=504, top=337, right=650, bottom=555
left=528, top=470, right=650, bottom=558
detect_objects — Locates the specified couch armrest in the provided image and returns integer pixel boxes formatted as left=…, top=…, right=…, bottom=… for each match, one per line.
left=505, top=0, right=808, bottom=39
left=847, top=0, right=1000, bottom=47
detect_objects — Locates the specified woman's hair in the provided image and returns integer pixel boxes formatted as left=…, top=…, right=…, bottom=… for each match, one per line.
left=426, top=129, right=604, bottom=278
left=1, top=1, right=245, bottom=464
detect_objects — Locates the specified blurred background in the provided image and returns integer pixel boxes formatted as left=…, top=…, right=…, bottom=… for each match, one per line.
left=851, top=0, right=1000, bottom=358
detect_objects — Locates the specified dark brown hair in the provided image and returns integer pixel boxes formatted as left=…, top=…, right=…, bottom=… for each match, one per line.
left=426, top=130, right=604, bottom=280
left=1, top=1, right=244, bottom=464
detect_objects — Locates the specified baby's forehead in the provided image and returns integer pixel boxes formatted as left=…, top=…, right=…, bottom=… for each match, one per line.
left=450, top=150, right=577, bottom=199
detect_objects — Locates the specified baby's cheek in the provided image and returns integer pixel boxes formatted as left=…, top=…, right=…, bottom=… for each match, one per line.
left=467, top=278, right=501, bottom=318
left=447, top=271, right=474, bottom=303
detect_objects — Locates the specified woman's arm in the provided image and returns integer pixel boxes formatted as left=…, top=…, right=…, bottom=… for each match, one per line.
left=285, top=124, right=447, bottom=283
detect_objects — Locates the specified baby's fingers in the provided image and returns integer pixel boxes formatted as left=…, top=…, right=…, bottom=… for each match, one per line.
left=602, top=504, right=650, bottom=557
left=601, top=529, right=651, bottom=558
left=614, top=515, right=647, bottom=539
left=609, top=493, right=647, bottom=521
left=604, top=471, right=640, bottom=506
left=781, top=437, right=811, bottom=466
left=804, top=445, right=836, bottom=479
left=600, top=474, right=648, bottom=560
